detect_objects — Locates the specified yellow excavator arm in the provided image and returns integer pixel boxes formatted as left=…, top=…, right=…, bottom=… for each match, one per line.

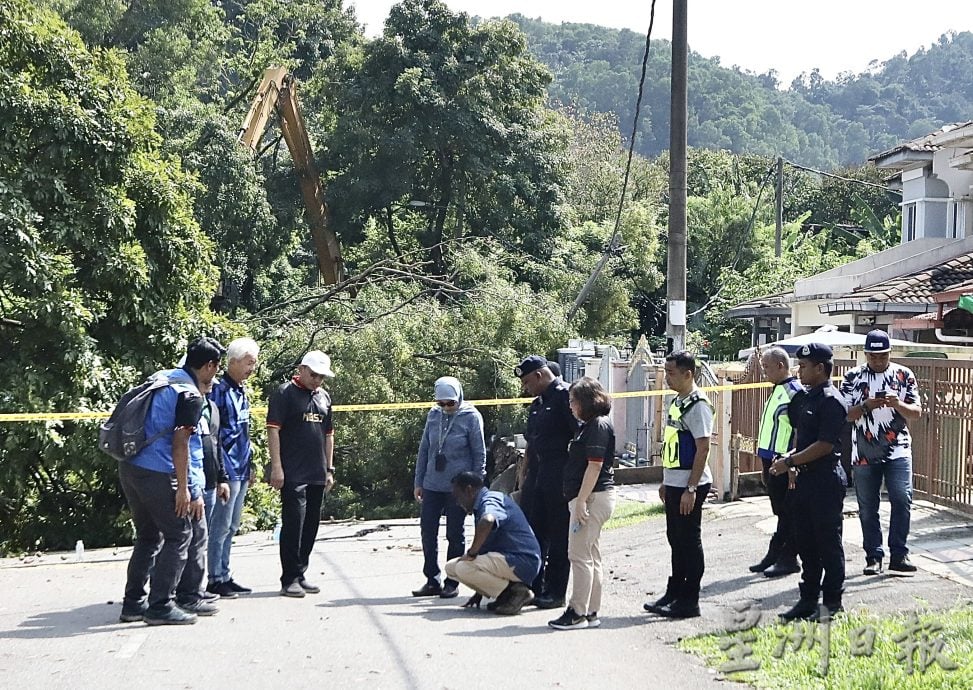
left=238, top=67, right=344, bottom=284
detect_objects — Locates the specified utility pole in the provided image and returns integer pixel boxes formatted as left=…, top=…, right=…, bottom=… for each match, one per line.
left=775, top=156, right=784, bottom=257
left=666, top=0, right=688, bottom=354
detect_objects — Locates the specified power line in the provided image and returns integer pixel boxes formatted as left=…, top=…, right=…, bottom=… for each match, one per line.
left=567, top=0, right=658, bottom=320
left=783, top=159, right=903, bottom=194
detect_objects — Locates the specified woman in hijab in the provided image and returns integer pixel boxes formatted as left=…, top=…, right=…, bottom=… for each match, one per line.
left=412, top=376, right=486, bottom=599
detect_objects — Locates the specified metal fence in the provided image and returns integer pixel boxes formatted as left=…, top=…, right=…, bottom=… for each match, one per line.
left=728, top=357, right=973, bottom=514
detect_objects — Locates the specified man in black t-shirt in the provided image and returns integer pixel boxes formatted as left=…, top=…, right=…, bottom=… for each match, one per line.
left=267, top=350, right=336, bottom=598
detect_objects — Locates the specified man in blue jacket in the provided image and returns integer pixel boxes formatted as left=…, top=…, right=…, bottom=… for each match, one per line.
left=207, top=337, right=260, bottom=598
left=413, top=376, right=486, bottom=599
left=118, top=337, right=225, bottom=625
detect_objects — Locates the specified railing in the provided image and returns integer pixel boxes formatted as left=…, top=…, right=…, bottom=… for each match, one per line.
left=728, top=357, right=973, bottom=515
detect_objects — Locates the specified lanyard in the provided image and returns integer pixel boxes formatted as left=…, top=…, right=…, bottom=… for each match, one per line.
left=438, top=413, right=456, bottom=453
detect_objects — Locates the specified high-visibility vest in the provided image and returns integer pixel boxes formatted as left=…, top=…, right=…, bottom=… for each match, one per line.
left=757, top=379, right=802, bottom=458
left=662, top=391, right=714, bottom=470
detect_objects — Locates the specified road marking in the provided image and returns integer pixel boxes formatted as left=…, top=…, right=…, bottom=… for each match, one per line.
left=115, top=632, right=147, bottom=659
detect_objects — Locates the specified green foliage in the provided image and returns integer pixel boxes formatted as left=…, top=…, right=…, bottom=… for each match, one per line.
left=0, top=0, right=217, bottom=552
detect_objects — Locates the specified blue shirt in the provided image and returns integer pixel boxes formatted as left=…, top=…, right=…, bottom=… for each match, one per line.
left=473, top=488, right=541, bottom=585
left=209, top=374, right=252, bottom=481
left=130, top=368, right=206, bottom=499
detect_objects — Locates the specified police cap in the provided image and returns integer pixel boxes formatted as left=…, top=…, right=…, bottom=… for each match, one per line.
left=514, top=355, right=548, bottom=378
left=795, top=342, right=833, bottom=364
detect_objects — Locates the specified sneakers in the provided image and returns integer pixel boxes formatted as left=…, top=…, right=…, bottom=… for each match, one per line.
left=143, top=606, right=198, bottom=626
left=888, top=555, right=918, bottom=575
left=119, top=602, right=148, bottom=623
left=411, top=581, right=442, bottom=597
left=200, top=590, right=220, bottom=602
left=549, top=607, right=589, bottom=630
left=440, top=583, right=459, bottom=599
left=585, top=612, right=602, bottom=628
left=226, top=579, right=252, bottom=594
left=863, top=558, right=883, bottom=576
left=281, top=580, right=306, bottom=598
left=298, top=578, right=321, bottom=594
left=176, top=599, right=219, bottom=616
left=207, top=581, right=239, bottom=599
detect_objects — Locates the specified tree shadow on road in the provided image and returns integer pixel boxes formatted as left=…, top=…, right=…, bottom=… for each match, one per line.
left=0, top=603, right=133, bottom=639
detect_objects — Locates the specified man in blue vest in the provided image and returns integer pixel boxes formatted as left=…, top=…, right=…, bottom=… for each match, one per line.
left=207, top=337, right=260, bottom=598
left=770, top=342, right=848, bottom=621
left=118, top=337, right=225, bottom=625
left=749, top=347, right=804, bottom=578
left=644, top=351, right=713, bottom=619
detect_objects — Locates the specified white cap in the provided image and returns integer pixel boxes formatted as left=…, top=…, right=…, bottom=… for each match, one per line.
left=300, top=350, right=335, bottom=377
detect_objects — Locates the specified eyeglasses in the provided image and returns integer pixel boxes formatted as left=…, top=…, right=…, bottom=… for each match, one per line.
left=437, top=401, right=457, bottom=408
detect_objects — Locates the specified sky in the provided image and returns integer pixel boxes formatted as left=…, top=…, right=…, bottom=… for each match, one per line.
left=345, top=0, right=973, bottom=85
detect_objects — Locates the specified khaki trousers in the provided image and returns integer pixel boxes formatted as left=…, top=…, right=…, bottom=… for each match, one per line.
left=567, top=488, right=616, bottom=615
left=444, top=552, right=520, bottom=599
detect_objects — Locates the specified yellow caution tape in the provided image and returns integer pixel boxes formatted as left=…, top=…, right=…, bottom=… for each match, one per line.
left=0, top=378, right=841, bottom=423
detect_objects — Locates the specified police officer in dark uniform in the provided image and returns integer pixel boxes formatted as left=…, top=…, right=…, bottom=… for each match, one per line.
left=770, top=343, right=847, bottom=621
left=516, top=355, right=578, bottom=609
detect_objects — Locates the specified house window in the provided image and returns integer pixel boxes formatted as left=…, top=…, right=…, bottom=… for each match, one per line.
left=904, top=203, right=917, bottom=241
left=949, top=201, right=960, bottom=239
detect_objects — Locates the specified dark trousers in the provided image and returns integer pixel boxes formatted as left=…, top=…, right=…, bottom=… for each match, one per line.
left=279, top=482, right=325, bottom=586
left=119, top=462, right=192, bottom=612
left=523, top=469, right=569, bottom=599
left=762, top=463, right=797, bottom=560
left=664, top=484, right=710, bottom=605
left=792, top=465, right=845, bottom=600
left=176, top=513, right=208, bottom=605
left=419, top=489, right=466, bottom=587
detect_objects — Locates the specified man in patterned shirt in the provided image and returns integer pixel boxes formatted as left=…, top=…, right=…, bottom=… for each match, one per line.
left=840, top=330, right=922, bottom=576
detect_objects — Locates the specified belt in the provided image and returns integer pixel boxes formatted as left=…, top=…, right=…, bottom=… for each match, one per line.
left=798, top=459, right=839, bottom=474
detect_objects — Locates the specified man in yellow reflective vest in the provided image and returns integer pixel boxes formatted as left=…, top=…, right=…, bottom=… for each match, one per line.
left=749, top=347, right=805, bottom=578
left=643, top=351, right=713, bottom=619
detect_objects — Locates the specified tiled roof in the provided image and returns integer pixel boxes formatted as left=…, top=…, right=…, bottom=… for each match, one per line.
left=726, top=290, right=793, bottom=313
left=870, top=121, right=973, bottom=161
left=847, top=251, right=973, bottom=303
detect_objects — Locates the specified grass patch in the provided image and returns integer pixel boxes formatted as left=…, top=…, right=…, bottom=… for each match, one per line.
left=605, top=500, right=665, bottom=530
left=680, top=604, right=973, bottom=689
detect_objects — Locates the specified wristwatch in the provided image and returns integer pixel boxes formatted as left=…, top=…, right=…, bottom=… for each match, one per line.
left=326, top=467, right=335, bottom=474
left=784, top=456, right=795, bottom=468
left=686, top=484, right=697, bottom=494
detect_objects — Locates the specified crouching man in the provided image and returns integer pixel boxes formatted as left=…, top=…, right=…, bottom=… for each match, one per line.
left=446, top=472, right=541, bottom=615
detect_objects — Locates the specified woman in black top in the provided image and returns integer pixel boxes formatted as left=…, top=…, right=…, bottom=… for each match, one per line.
left=549, top=377, right=616, bottom=630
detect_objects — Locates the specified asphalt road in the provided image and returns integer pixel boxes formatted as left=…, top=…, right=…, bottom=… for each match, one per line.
left=2, top=488, right=970, bottom=689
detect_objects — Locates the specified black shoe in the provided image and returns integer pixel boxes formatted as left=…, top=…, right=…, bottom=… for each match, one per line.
left=440, top=584, right=459, bottom=599
left=811, top=602, right=844, bottom=622
left=119, top=602, right=147, bottom=623
left=143, top=606, right=198, bottom=626
left=779, top=599, right=818, bottom=622
left=533, top=594, right=565, bottom=610
left=494, top=583, right=533, bottom=615
left=411, top=581, right=443, bottom=597
left=643, top=581, right=678, bottom=614
left=176, top=599, right=219, bottom=616
left=863, top=558, right=883, bottom=576
left=548, top=606, right=589, bottom=630
left=298, top=578, right=321, bottom=594
left=586, top=612, right=601, bottom=628
left=763, top=559, right=801, bottom=578
left=888, top=555, right=918, bottom=575
left=749, top=551, right=777, bottom=573
left=208, top=581, right=239, bottom=599
left=226, top=579, right=252, bottom=594
left=655, top=599, right=701, bottom=619
left=280, top=581, right=306, bottom=598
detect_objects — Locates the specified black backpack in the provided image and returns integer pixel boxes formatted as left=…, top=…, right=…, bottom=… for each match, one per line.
left=98, top=374, right=171, bottom=461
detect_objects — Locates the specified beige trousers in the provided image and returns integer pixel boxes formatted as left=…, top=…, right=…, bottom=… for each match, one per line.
left=567, top=488, right=616, bottom=615
left=444, top=552, right=520, bottom=599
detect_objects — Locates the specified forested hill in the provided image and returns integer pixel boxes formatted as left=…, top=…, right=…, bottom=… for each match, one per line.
left=510, top=15, right=973, bottom=170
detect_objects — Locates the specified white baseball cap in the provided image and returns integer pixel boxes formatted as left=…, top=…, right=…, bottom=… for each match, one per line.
left=300, top=350, right=335, bottom=377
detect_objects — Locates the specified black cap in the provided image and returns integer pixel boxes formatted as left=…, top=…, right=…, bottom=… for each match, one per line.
left=864, top=329, right=892, bottom=353
left=547, top=361, right=561, bottom=378
left=514, top=355, right=548, bottom=378
left=795, top=342, right=833, bottom=364
left=185, top=336, right=226, bottom=369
